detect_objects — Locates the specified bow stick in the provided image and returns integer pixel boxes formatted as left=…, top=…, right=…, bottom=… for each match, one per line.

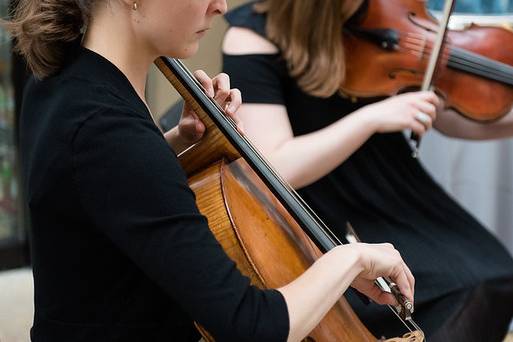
left=411, top=0, right=456, bottom=158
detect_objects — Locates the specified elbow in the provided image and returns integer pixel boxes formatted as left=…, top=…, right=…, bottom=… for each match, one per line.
left=283, top=167, right=321, bottom=189
left=280, top=171, right=302, bottom=189
left=287, top=176, right=312, bottom=190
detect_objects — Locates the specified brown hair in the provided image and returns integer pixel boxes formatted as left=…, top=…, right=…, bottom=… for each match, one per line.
left=255, top=0, right=363, bottom=98
left=4, top=0, right=94, bottom=78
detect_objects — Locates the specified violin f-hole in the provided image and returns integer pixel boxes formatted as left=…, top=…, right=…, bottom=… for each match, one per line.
left=408, top=11, right=437, bottom=33
left=389, top=68, right=421, bottom=80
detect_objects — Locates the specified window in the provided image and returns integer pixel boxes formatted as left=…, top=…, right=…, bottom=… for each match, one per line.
left=0, top=1, right=28, bottom=270
left=428, top=0, right=513, bottom=14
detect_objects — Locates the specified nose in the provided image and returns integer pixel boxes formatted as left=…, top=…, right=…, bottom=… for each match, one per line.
left=209, top=0, right=227, bottom=16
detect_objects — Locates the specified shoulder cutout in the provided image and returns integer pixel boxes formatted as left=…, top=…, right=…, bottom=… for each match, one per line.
left=222, top=27, right=279, bottom=55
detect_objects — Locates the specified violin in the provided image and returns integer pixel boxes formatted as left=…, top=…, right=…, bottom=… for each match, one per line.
left=342, top=0, right=513, bottom=122
left=154, top=57, right=424, bottom=341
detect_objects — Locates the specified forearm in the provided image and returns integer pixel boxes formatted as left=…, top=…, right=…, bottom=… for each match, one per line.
left=268, top=110, right=375, bottom=188
left=278, top=245, right=362, bottom=342
left=435, top=109, right=513, bottom=140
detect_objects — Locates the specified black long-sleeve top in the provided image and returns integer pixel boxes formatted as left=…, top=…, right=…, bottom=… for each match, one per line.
left=20, top=47, right=289, bottom=342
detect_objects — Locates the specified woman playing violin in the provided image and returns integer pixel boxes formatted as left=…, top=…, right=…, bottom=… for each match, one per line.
left=5, top=0, right=416, bottom=341
left=222, top=0, right=513, bottom=341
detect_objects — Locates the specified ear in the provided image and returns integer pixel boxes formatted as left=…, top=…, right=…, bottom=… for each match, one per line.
left=119, top=0, right=138, bottom=11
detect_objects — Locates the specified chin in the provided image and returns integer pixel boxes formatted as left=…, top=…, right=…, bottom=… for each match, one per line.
left=169, top=42, right=200, bottom=59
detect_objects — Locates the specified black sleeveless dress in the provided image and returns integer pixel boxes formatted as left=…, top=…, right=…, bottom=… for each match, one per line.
left=223, top=2, right=513, bottom=341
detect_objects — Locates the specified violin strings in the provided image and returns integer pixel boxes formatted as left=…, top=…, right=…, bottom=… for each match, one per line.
left=453, top=45, right=513, bottom=77
left=403, top=32, right=513, bottom=84
left=450, top=48, right=513, bottom=85
left=400, top=32, right=513, bottom=85
left=404, top=39, right=513, bottom=84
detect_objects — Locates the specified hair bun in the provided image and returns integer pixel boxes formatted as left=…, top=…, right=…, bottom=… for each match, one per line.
left=6, top=0, right=90, bottom=78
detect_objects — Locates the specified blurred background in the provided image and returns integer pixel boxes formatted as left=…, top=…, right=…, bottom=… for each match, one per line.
left=1, top=0, right=513, bottom=341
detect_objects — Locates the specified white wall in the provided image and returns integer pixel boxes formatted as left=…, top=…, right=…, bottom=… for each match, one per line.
left=420, top=131, right=513, bottom=256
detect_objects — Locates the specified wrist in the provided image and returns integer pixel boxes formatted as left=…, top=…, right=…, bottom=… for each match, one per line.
left=333, top=244, right=365, bottom=276
left=353, top=107, right=380, bottom=135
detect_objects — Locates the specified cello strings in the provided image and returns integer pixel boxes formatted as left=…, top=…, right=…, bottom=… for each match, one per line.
left=276, top=179, right=422, bottom=333
left=388, top=304, right=415, bottom=333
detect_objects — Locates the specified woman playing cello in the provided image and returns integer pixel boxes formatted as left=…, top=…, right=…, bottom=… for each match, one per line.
left=5, top=0, right=415, bottom=340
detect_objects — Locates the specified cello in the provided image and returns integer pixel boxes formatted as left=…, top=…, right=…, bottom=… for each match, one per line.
left=154, top=57, right=423, bottom=341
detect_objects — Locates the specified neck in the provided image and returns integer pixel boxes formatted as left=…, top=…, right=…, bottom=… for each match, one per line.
left=82, top=3, right=156, bottom=106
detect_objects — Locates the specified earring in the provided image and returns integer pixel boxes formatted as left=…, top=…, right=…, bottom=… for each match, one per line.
left=132, top=1, right=138, bottom=10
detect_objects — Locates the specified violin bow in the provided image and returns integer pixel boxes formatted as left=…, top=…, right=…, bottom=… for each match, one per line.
left=410, top=0, right=456, bottom=158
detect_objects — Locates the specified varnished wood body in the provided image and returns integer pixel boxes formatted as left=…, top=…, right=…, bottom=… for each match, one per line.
left=342, top=0, right=513, bottom=122
left=189, top=159, right=376, bottom=341
left=188, top=159, right=422, bottom=341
